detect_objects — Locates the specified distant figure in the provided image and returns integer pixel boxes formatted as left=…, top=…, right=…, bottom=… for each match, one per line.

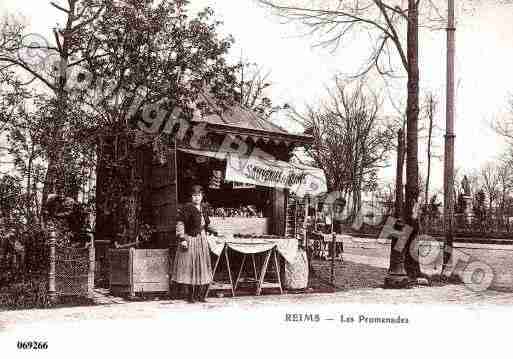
left=332, top=197, right=347, bottom=233
left=461, top=175, right=471, bottom=196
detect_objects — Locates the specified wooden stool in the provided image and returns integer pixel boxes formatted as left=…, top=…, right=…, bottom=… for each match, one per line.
left=233, top=246, right=283, bottom=296
left=206, top=243, right=235, bottom=297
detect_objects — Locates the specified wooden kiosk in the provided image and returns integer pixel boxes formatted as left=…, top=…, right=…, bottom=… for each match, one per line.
left=95, top=99, right=324, bottom=297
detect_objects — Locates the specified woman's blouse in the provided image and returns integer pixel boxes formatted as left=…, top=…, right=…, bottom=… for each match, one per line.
left=176, top=203, right=217, bottom=239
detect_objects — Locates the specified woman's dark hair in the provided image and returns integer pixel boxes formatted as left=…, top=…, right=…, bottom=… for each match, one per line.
left=190, top=184, right=204, bottom=196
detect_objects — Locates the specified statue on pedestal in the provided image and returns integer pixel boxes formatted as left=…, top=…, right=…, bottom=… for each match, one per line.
left=460, top=175, right=473, bottom=223
left=461, top=175, right=471, bottom=197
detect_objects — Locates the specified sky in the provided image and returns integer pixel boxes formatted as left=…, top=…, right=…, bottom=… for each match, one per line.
left=1, top=0, right=513, bottom=194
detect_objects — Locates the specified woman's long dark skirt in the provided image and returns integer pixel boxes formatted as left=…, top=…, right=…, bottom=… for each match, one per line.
left=171, top=231, right=213, bottom=285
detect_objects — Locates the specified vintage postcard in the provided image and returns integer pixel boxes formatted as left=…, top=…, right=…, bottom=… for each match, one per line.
left=1, top=1, right=512, bottom=357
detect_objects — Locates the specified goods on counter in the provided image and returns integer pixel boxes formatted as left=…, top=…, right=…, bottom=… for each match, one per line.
left=209, top=216, right=270, bottom=236
left=208, top=170, right=223, bottom=189
left=231, top=181, right=256, bottom=189
left=209, top=205, right=263, bottom=218
left=234, top=234, right=282, bottom=240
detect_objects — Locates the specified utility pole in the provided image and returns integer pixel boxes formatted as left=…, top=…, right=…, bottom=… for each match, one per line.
left=443, top=0, right=456, bottom=275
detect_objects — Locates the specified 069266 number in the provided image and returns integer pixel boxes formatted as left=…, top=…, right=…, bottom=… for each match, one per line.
left=17, top=341, right=48, bottom=350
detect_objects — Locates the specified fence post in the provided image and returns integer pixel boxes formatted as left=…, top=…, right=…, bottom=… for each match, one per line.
left=304, top=195, right=309, bottom=261
left=330, top=231, right=336, bottom=287
left=48, top=229, right=57, bottom=304
left=88, top=234, right=95, bottom=296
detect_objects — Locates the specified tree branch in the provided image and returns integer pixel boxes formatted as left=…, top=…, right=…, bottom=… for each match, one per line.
left=372, top=0, right=408, bottom=71
left=0, top=57, right=56, bottom=91
left=70, top=5, right=105, bottom=34
left=50, top=1, right=70, bottom=14
left=53, top=28, right=63, bottom=54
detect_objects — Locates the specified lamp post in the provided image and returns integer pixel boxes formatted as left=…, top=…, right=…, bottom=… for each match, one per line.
left=48, top=228, right=57, bottom=304
left=443, top=0, right=456, bottom=275
left=330, top=203, right=335, bottom=286
left=303, top=194, right=309, bottom=252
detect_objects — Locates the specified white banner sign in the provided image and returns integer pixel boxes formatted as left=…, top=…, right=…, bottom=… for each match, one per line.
left=225, top=154, right=327, bottom=197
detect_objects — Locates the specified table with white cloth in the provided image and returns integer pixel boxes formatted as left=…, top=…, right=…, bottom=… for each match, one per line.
left=206, top=236, right=298, bottom=296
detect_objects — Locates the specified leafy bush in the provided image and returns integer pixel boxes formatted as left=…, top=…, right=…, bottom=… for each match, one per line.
left=0, top=273, right=96, bottom=310
left=23, top=226, right=50, bottom=275
left=0, top=275, right=50, bottom=310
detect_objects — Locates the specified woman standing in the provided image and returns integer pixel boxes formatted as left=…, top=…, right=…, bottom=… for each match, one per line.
left=172, top=185, right=217, bottom=303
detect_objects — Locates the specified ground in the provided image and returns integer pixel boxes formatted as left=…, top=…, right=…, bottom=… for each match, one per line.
left=1, top=237, right=513, bottom=332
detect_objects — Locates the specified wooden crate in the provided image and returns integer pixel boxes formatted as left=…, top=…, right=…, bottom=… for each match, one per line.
left=210, top=217, right=270, bottom=236
left=109, top=248, right=170, bottom=297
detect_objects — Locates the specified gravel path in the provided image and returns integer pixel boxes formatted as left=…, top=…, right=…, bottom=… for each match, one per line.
left=2, top=282, right=513, bottom=331
left=3, top=236, right=513, bottom=331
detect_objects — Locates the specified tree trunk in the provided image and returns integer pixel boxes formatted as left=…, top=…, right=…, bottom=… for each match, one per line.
left=42, top=4, right=75, bottom=212
left=404, top=0, right=421, bottom=278
left=42, top=118, right=67, bottom=209
left=425, top=99, right=434, bottom=207
left=357, top=153, right=365, bottom=215
left=30, top=179, right=41, bottom=224
left=395, top=129, right=405, bottom=219
left=26, top=145, right=34, bottom=223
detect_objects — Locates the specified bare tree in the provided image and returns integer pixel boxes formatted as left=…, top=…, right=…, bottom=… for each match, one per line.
left=238, top=61, right=288, bottom=119
left=493, top=96, right=513, bottom=149
left=421, top=92, right=441, bottom=207
left=255, top=0, right=443, bottom=278
left=374, top=180, right=395, bottom=218
left=496, top=157, right=513, bottom=216
left=291, top=78, right=394, bottom=218
left=481, top=162, right=500, bottom=213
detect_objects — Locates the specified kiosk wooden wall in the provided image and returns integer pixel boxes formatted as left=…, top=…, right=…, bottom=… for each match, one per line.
left=149, top=144, right=178, bottom=252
